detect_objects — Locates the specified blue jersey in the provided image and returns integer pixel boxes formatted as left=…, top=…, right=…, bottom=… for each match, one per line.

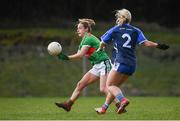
left=101, top=24, right=147, bottom=66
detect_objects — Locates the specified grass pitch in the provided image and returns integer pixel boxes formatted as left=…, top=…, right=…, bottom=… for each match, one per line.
left=0, top=96, right=179, bottom=120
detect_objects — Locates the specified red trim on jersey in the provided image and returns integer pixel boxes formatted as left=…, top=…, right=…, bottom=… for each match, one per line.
left=85, top=47, right=96, bottom=57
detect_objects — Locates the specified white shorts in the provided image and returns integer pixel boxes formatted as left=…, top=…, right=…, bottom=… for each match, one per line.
left=89, top=59, right=112, bottom=77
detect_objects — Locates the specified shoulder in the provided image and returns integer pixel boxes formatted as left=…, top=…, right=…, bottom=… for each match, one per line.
left=82, top=33, right=98, bottom=45
left=87, top=33, right=100, bottom=41
left=110, top=25, right=120, bottom=31
left=128, top=24, right=143, bottom=33
left=84, top=33, right=95, bottom=39
left=82, top=33, right=91, bottom=41
left=105, top=25, right=119, bottom=33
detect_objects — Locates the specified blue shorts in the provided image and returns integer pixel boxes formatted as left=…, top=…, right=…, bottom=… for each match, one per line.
left=112, top=62, right=136, bottom=75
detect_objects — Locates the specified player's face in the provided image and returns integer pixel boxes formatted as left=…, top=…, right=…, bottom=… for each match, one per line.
left=77, top=23, right=88, bottom=37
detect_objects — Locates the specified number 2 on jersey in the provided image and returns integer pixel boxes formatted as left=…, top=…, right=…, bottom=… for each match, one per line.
left=122, top=33, right=131, bottom=48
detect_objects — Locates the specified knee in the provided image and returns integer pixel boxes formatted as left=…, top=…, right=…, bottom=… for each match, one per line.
left=100, top=86, right=108, bottom=94
left=106, top=82, right=114, bottom=92
left=100, top=87, right=106, bottom=94
left=106, top=81, right=113, bottom=88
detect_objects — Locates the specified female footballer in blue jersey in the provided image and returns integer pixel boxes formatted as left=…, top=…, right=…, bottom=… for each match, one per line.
left=95, top=9, right=169, bottom=114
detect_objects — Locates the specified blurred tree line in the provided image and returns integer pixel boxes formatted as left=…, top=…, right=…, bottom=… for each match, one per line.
left=0, top=0, right=179, bottom=28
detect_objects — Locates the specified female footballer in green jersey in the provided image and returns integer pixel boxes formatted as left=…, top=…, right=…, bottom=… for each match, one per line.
left=55, top=19, right=114, bottom=112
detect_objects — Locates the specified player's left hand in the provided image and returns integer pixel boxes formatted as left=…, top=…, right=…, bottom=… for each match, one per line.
left=157, top=43, right=170, bottom=50
left=58, top=53, right=69, bottom=60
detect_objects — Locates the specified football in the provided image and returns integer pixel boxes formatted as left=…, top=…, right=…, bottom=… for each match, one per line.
left=47, top=42, right=62, bottom=56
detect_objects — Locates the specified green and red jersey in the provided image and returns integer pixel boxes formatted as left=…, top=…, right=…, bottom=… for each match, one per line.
left=78, top=33, right=109, bottom=65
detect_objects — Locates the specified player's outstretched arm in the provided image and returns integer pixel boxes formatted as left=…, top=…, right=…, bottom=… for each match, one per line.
left=68, top=45, right=89, bottom=60
left=143, top=40, right=169, bottom=50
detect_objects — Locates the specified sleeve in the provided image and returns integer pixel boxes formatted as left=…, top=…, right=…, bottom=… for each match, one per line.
left=136, top=28, right=147, bottom=44
left=100, top=27, right=114, bottom=44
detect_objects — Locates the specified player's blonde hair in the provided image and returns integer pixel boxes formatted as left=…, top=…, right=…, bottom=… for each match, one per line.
left=78, top=18, right=95, bottom=32
left=115, top=9, right=132, bottom=25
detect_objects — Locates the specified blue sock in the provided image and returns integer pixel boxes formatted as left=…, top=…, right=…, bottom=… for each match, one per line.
left=116, top=93, right=124, bottom=102
left=102, top=103, right=109, bottom=109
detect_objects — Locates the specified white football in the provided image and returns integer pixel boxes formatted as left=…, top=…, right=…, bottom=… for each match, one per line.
left=47, top=42, right=62, bottom=56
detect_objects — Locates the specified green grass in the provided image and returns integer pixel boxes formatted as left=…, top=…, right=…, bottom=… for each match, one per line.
left=0, top=97, right=179, bottom=120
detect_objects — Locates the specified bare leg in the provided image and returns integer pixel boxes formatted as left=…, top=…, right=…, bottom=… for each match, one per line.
left=100, top=73, right=119, bottom=104
left=55, top=72, right=99, bottom=112
left=107, top=70, right=130, bottom=114
left=70, top=72, right=99, bottom=102
left=107, top=70, right=129, bottom=97
left=105, top=92, right=115, bottom=105
left=95, top=70, right=129, bottom=114
left=99, top=74, right=108, bottom=95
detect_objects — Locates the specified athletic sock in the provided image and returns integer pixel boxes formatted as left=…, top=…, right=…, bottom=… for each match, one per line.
left=116, top=93, right=124, bottom=102
left=102, top=102, right=109, bottom=110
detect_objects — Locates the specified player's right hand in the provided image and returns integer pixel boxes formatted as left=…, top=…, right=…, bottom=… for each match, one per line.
left=58, top=53, right=69, bottom=60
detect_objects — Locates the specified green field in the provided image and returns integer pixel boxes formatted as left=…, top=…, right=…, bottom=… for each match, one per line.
left=0, top=97, right=179, bottom=120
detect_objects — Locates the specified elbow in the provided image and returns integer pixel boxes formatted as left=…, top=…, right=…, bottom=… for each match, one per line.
left=143, top=41, right=150, bottom=46
left=76, top=52, right=85, bottom=59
